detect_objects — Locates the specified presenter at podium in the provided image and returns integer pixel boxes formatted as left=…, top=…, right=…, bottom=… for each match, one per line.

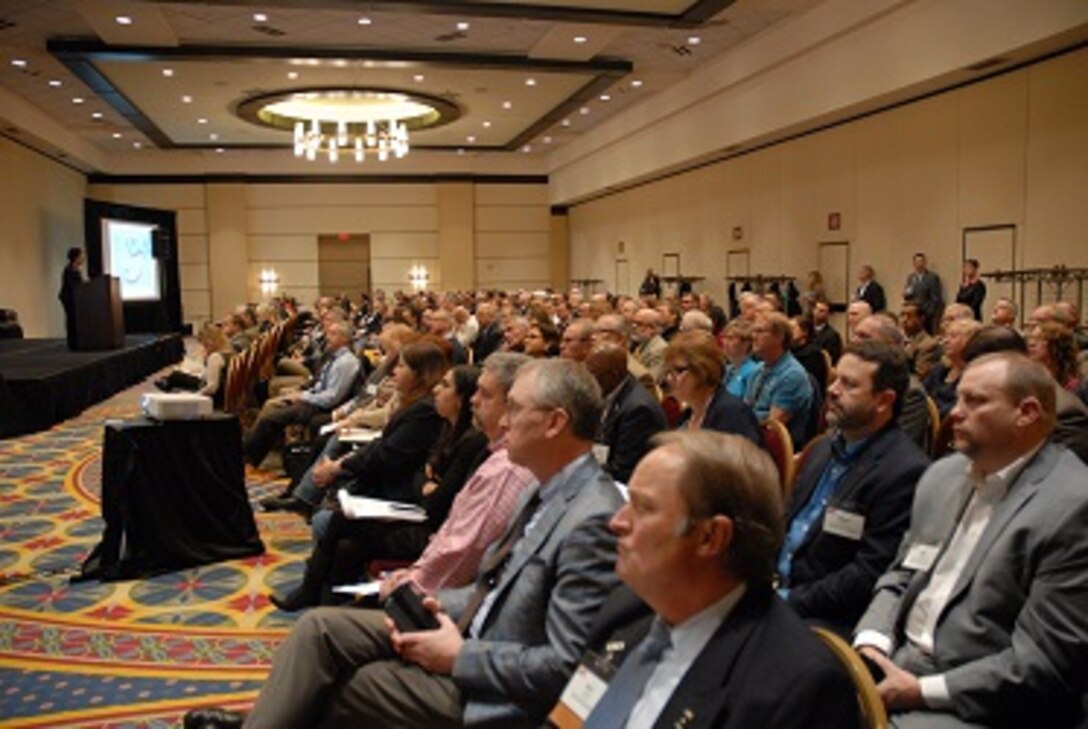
left=58, top=246, right=85, bottom=350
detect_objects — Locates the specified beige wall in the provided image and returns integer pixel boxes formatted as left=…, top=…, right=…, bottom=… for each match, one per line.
left=0, top=139, right=86, bottom=337
left=86, top=179, right=551, bottom=324
left=569, top=48, right=1088, bottom=314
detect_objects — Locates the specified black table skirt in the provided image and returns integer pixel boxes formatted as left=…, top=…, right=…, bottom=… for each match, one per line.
left=79, top=414, right=264, bottom=581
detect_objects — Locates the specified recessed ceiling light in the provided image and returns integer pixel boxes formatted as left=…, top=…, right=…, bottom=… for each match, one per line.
left=197, top=117, right=208, bottom=124
left=287, top=71, right=299, bottom=80
left=253, top=13, right=268, bottom=23
left=525, top=78, right=537, bottom=87
left=91, top=111, right=103, bottom=119
left=48, top=79, right=62, bottom=87
left=181, top=95, right=193, bottom=103
left=579, top=106, right=590, bottom=115
left=631, top=79, right=643, bottom=88
left=522, top=145, right=532, bottom=153
left=209, top=133, right=219, bottom=141
left=599, top=94, right=611, bottom=101
left=466, top=135, right=476, bottom=143
left=573, top=36, right=587, bottom=44
left=456, top=21, right=470, bottom=31
left=561, top=119, right=571, bottom=127
left=112, top=132, right=122, bottom=139
left=501, top=101, right=512, bottom=110
left=457, top=148, right=465, bottom=155
left=11, top=59, right=27, bottom=68
left=133, top=141, right=142, bottom=149
left=358, top=17, right=372, bottom=26
left=413, top=74, right=425, bottom=82
left=72, top=97, right=84, bottom=104
left=543, top=136, right=552, bottom=144
left=215, top=147, right=225, bottom=154
left=115, top=16, right=133, bottom=25
left=687, top=36, right=702, bottom=45
left=162, top=68, right=174, bottom=77
left=482, top=121, right=491, bottom=128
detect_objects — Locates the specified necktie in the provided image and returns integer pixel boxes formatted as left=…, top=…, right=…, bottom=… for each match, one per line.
left=456, top=489, right=542, bottom=634
left=584, top=619, right=672, bottom=729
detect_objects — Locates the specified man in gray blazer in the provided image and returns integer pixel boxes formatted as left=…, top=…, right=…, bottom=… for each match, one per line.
left=903, top=252, right=944, bottom=334
left=212, top=358, right=622, bottom=729
left=854, top=352, right=1088, bottom=728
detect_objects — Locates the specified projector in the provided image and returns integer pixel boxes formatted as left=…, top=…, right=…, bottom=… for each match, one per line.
left=141, top=392, right=213, bottom=420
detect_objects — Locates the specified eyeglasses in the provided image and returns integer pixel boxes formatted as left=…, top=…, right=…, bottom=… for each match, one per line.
left=666, top=365, right=690, bottom=377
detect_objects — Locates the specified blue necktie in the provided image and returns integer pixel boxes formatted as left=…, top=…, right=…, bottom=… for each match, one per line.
left=584, top=619, right=671, bottom=729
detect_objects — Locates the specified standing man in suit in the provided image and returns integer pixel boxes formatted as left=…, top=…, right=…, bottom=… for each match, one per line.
left=854, top=352, right=1088, bottom=728
left=904, top=252, right=944, bottom=334
left=586, top=344, right=668, bottom=484
left=58, top=246, right=85, bottom=350
left=571, top=431, right=858, bottom=729
left=855, top=264, right=887, bottom=312
left=192, top=358, right=623, bottom=728
left=777, top=341, right=930, bottom=635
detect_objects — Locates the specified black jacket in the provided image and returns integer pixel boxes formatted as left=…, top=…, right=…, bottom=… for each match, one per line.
left=471, top=321, right=504, bottom=364
left=599, top=375, right=668, bottom=484
left=855, top=280, right=886, bottom=312
left=677, top=384, right=763, bottom=449
left=781, top=424, right=929, bottom=633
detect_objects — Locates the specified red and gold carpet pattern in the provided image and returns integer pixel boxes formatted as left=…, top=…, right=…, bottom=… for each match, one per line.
left=0, top=387, right=312, bottom=727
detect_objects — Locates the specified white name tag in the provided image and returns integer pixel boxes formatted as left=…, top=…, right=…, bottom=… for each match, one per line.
left=556, top=664, right=609, bottom=721
left=903, top=543, right=940, bottom=571
left=823, top=507, right=865, bottom=541
left=592, top=443, right=610, bottom=466
left=366, top=384, right=378, bottom=396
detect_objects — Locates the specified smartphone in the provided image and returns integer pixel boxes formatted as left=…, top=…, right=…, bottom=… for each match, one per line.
left=383, top=582, right=440, bottom=633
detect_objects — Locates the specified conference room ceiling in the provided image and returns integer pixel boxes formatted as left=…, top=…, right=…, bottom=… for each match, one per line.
left=0, top=0, right=824, bottom=167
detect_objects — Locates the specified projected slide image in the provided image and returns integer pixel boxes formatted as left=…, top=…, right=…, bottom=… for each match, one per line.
left=102, top=219, right=161, bottom=301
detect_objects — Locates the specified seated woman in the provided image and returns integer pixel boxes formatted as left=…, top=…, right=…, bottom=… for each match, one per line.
left=665, top=330, right=762, bottom=446
left=924, top=318, right=983, bottom=416
left=270, top=363, right=486, bottom=611
left=1027, top=321, right=1082, bottom=393
left=523, top=319, right=561, bottom=358
left=156, top=323, right=233, bottom=408
left=721, top=319, right=759, bottom=398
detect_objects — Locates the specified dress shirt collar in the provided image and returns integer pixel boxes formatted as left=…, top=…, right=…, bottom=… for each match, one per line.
left=539, top=452, right=595, bottom=504
left=966, top=441, right=1043, bottom=497
left=662, top=583, right=748, bottom=654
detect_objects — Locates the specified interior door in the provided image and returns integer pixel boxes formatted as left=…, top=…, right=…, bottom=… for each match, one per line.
left=963, top=225, right=1016, bottom=320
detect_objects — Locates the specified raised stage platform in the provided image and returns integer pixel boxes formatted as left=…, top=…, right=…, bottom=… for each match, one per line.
left=0, top=334, right=184, bottom=438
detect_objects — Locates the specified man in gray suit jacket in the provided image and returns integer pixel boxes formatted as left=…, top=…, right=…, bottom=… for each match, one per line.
left=218, top=358, right=622, bottom=729
left=854, top=352, right=1088, bottom=728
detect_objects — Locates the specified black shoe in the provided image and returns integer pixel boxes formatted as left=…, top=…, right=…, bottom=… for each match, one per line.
left=259, top=496, right=311, bottom=517
left=183, top=707, right=244, bottom=729
left=269, top=587, right=316, bottom=612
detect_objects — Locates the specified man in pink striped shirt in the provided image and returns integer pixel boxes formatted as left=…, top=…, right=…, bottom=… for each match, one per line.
left=380, top=352, right=534, bottom=599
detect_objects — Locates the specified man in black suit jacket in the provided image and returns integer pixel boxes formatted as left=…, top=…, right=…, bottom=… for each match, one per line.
left=471, top=301, right=503, bottom=363
left=565, top=431, right=858, bottom=729
left=777, top=341, right=930, bottom=635
left=812, top=299, right=843, bottom=364
left=855, top=264, right=887, bottom=312
left=586, top=345, right=668, bottom=484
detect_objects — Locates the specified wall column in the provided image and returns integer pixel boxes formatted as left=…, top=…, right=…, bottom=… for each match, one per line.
left=437, top=182, right=475, bottom=291
left=549, top=207, right=570, bottom=291
left=205, top=183, right=248, bottom=318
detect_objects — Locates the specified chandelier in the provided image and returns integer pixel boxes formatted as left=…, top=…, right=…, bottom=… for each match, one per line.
left=293, top=117, right=409, bottom=162
left=237, top=87, right=460, bottom=165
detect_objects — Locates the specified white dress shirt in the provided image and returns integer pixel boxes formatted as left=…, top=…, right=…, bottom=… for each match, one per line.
left=625, top=584, right=747, bottom=729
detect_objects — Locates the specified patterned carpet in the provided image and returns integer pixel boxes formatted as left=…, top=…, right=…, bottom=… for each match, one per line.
left=0, top=377, right=312, bottom=727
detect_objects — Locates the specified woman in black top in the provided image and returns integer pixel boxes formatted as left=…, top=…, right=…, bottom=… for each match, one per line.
left=270, top=360, right=489, bottom=611
left=955, top=258, right=987, bottom=321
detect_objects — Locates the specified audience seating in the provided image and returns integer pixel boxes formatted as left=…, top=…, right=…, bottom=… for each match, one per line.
left=812, top=627, right=888, bottom=729
left=820, top=348, right=834, bottom=387
left=932, top=412, right=955, bottom=459
left=924, top=395, right=941, bottom=455
left=760, top=418, right=796, bottom=501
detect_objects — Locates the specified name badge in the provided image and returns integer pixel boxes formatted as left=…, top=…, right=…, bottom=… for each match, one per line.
left=550, top=651, right=614, bottom=728
left=902, top=543, right=940, bottom=571
left=366, top=384, right=378, bottom=396
left=592, top=443, right=610, bottom=466
left=823, top=507, right=865, bottom=541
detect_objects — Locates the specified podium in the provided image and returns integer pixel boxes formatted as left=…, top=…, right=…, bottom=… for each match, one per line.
left=74, top=275, right=125, bottom=351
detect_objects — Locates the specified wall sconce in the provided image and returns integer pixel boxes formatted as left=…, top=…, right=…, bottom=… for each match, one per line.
left=408, top=264, right=429, bottom=291
left=259, top=268, right=280, bottom=295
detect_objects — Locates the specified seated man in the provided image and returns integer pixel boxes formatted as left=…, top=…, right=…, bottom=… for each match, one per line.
left=777, top=341, right=930, bottom=635
left=243, top=321, right=359, bottom=469
left=568, top=431, right=858, bottom=729
left=854, top=352, right=1088, bottom=728
left=852, top=313, right=931, bottom=451
left=745, top=311, right=814, bottom=447
left=186, top=358, right=623, bottom=728
left=593, top=314, right=657, bottom=393
left=586, top=344, right=668, bottom=484
left=631, top=308, right=668, bottom=385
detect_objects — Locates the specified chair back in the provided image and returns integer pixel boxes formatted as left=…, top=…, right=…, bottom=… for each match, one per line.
left=760, top=418, right=796, bottom=502
left=812, top=627, right=889, bottom=729
left=932, top=412, right=955, bottom=459
left=924, top=395, right=942, bottom=456
left=820, top=347, right=834, bottom=387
